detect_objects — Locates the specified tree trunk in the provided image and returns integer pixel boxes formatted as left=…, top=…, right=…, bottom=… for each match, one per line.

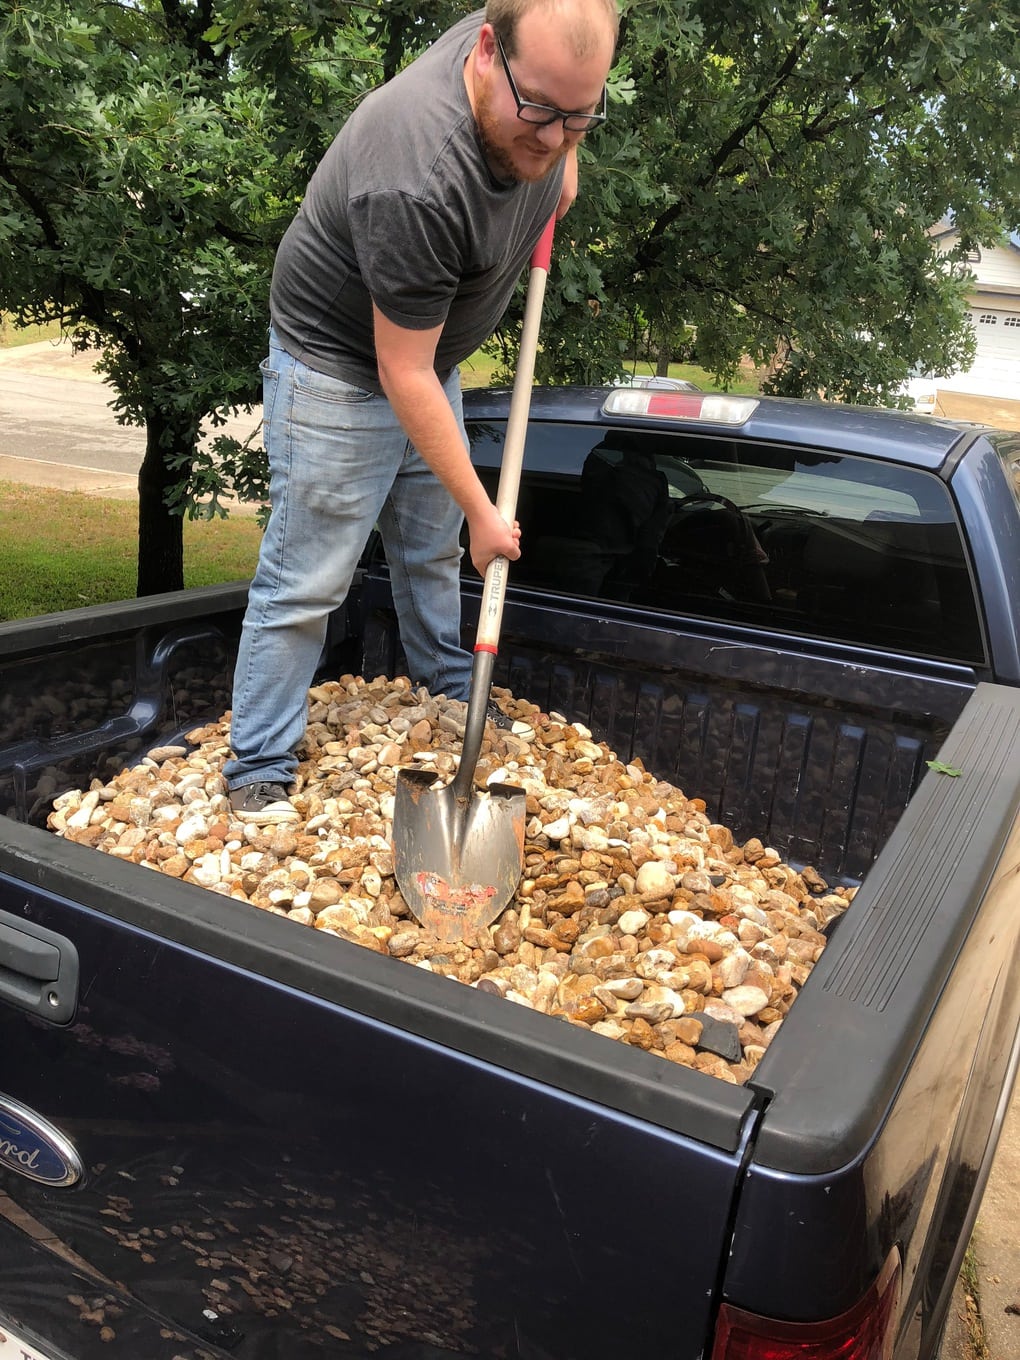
left=655, top=335, right=672, bottom=377
left=136, top=412, right=187, bottom=596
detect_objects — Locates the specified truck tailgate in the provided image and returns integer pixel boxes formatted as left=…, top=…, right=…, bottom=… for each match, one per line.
left=0, top=825, right=757, bottom=1359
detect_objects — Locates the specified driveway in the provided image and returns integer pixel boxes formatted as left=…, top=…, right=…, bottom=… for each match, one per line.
left=0, top=338, right=260, bottom=500
left=934, top=389, right=1020, bottom=431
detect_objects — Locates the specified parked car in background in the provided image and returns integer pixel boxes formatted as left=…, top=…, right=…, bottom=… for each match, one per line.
left=896, top=366, right=939, bottom=415
left=613, top=373, right=703, bottom=392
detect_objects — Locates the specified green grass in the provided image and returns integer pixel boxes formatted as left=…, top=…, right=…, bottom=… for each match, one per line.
left=0, top=316, right=65, bottom=347
left=959, top=1245, right=988, bottom=1360
left=0, top=483, right=262, bottom=621
left=625, top=360, right=763, bottom=396
left=459, top=348, right=762, bottom=395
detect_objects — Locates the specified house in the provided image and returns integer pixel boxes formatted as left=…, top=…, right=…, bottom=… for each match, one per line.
left=930, top=224, right=1020, bottom=399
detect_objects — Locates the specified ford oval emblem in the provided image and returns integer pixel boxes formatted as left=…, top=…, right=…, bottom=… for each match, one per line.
left=0, top=1092, right=83, bottom=1187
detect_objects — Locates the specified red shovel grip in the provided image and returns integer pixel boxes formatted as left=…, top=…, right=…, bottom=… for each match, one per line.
left=530, top=214, right=556, bottom=272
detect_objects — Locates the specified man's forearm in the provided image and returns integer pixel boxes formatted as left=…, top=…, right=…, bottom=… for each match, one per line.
left=379, top=364, right=490, bottom=518
left=373, top=303, right=520, bottom=573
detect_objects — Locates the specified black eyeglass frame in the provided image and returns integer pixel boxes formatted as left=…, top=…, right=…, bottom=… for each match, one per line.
left=494, top=31, right=607, bottom=132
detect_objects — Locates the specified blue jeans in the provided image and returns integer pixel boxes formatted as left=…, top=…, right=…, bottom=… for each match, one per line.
left=224, top=332, right=473, bottom=790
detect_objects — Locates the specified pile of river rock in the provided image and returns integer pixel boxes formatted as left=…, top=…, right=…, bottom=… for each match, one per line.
left=48, top=674, right=855, bottom=1085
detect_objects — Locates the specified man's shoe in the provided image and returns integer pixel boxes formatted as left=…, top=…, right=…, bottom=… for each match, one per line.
left=485, top=701, right=514, bottom=731
left=229, top=781, right=299, bottom=824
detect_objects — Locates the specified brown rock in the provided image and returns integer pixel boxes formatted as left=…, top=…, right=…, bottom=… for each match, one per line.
left=47, top=676, right=839, bottom=1093
left=801, top=864, right=828, bottom=893
left=557, top=996, right=608, bottom=1026
left=308, top=878, right=344, bottom=911
left=742, top=837, right=765, bottom=863
left=664, top=1041, right=697, bottom=1065
left=670, top=1016, right=704, bottom=1047
left=623, top=1017, right=657, bottom=1050
left=546, top=881, right=587, bottom=914
left=683, top=956, right=714, bottom=994
left=492, top=916, right=522, bottom=955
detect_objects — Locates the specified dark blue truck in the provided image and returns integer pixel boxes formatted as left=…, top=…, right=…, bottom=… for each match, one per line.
left=1, top=385, right=1019, bottom=1360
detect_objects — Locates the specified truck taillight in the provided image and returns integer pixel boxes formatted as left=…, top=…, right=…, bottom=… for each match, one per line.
left=710, top=1250, right=900, bottom=1360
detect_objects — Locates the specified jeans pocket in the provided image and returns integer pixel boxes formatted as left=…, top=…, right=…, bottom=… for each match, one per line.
left=260, top=355, right=280, bottom=428
left=293, top=365, right=376, bottom=406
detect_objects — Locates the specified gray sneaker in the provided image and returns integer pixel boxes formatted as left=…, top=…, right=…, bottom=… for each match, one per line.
left=485, top=701, right=514, bottom=731
left=229, top=781, right=299, bottom=824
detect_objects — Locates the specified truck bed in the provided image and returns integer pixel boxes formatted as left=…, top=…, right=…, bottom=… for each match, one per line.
left=2, top=575, right=1018, bottom=1358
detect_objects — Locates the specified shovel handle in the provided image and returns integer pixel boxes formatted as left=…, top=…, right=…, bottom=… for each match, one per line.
left=474, top=216, right=555, bottom=654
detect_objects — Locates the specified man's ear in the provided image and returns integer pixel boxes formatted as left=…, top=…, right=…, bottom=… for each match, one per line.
left=474, top=22, right=499, bottom=78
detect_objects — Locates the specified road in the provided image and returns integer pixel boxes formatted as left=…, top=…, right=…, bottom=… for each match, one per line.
left=0, top=363, right=146, bottom=473
left=1, top=337, right=1019, bottom=1358
left=0, top=339, right=260, bottom=498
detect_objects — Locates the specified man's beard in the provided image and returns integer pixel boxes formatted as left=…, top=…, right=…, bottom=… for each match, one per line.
left=474, top=81, right=567, bottom=184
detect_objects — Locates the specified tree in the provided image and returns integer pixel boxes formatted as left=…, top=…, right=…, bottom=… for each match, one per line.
left=0, top=0, right=389, bottom=593
left=516, top=0, right=1020, bottom=402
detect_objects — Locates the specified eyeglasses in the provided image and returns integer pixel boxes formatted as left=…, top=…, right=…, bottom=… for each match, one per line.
left=495, top=31, right=607, bottom=132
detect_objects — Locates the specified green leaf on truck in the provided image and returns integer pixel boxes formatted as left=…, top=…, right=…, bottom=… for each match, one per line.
left=927, top=759, right=962, bottom=776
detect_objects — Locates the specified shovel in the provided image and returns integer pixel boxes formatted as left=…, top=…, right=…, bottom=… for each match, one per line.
left=391, top=216, right=556, bottom=945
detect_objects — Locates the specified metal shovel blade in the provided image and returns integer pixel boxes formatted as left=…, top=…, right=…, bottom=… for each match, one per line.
left=392, top=767, right=526, bottom=944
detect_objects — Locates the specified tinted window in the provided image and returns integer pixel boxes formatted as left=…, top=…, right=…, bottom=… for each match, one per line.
left=466, top=421, right=984, bottom=665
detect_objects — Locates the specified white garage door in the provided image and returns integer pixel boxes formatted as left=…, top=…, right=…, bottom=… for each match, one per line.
left=939, top=307, right=1020, bottom=398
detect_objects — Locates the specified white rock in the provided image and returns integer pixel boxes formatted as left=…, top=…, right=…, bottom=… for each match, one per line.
left=66, top=790, right=100, bottom=828
left=361, top=868, right=382, bottom=898
left=721, top=984, right=770, bottom=1017
left=542, top=816, right=571, bottom=841
left=572, top=824, right=609, bottom=853
left=191, top=853, right=226, bottom=887
left=717, top=949, right=752, bottom=990
left=617, top=908, right=651, bottom=936
left=638, top=983, right=686, bottom=1018
left=635, top=860, right=675, bottom=899
left=175, top=814, right=209, bottom=845
left=703, top=998, right=745, bottom=1025
left=596, top=977, right=645, bottom=1000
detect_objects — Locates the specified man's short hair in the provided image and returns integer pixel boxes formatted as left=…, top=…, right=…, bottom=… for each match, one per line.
left=486, top=0, right=619, bottom=58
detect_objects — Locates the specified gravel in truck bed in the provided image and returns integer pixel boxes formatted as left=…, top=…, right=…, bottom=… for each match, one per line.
left=46, top=674, right=854, bottom=1084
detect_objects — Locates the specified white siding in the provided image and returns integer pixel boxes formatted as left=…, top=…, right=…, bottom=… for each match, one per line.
left=932, top=233, right=1020, bottom=292
left=974, top=244, right=1020, bottom=290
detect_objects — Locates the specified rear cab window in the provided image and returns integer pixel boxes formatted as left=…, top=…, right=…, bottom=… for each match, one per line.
left=465, top=420, right=985, bottom=666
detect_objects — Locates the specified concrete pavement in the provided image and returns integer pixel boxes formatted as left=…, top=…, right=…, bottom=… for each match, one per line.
left=0, top=338, right=138, bottom=497
left=0, top=336, right=260, bottom=504
left=1, top=337, right=1019, bottom=1357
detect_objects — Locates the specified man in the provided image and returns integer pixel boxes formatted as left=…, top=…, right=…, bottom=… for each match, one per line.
left=225, top=0, right=619, bottom=822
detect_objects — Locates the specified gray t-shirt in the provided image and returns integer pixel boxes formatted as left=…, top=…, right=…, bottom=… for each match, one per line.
left=270, top=11, right=563, bottom=392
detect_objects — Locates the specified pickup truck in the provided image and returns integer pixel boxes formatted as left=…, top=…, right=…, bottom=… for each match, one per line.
left=1, top=384, right=1020, bottom=1360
